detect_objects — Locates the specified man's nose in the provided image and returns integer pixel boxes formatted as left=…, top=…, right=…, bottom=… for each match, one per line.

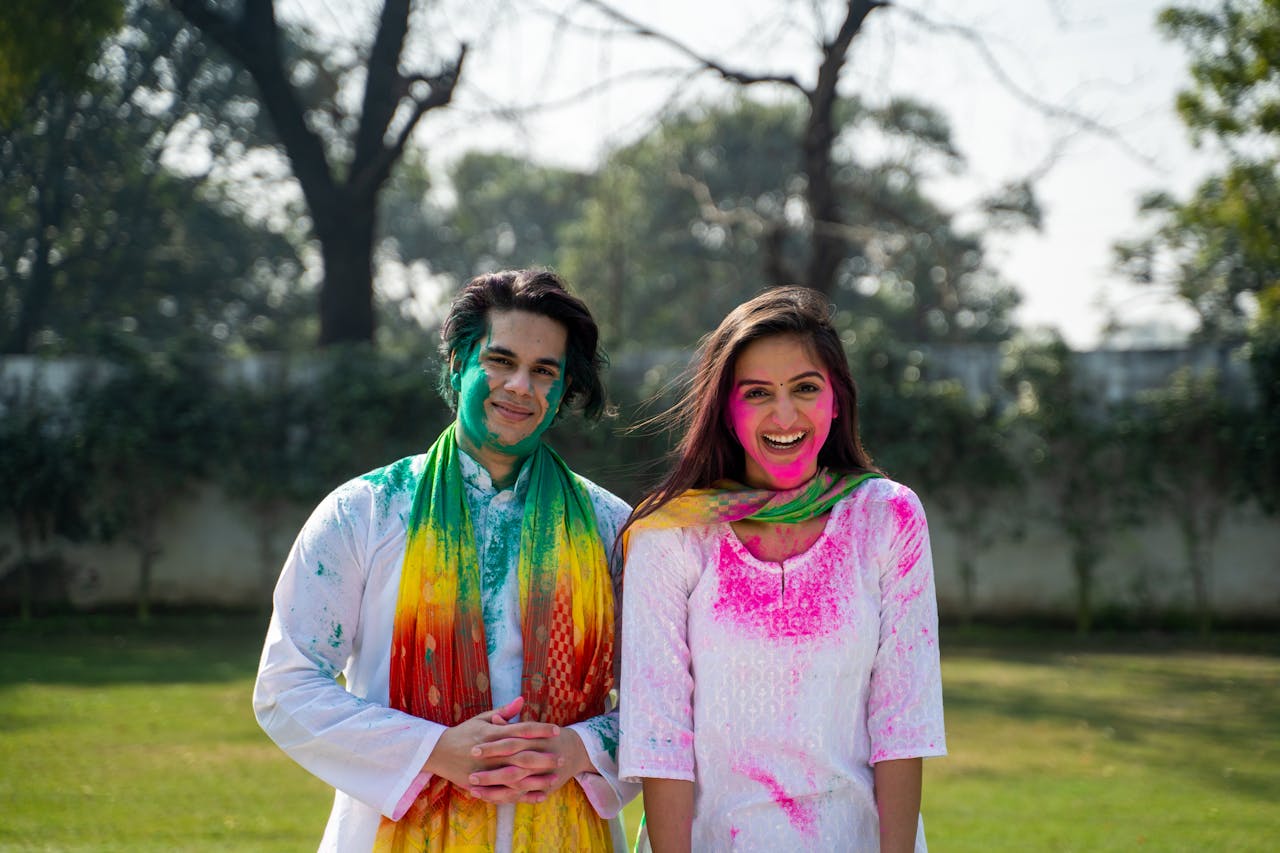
left=505, top=367, right=534, bottom=396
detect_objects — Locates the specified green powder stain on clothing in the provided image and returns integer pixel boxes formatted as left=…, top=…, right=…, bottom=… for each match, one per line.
left=584, top=714, right=619, bottom=760
left=328, top=623, right=343, bottom=650
left=362, top=455, right=418, bottom=517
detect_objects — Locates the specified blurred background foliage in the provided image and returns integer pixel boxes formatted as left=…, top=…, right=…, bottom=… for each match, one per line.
left=1, top=0, right=1277, bottom=632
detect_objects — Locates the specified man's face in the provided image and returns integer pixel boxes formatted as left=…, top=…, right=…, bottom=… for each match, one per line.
left=454, top=309, right=569, bottom=461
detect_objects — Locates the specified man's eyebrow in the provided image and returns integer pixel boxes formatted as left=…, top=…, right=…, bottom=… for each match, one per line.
left=483, top=344, right=563, bottom=369
left=735, top=370, right=825, bottom=387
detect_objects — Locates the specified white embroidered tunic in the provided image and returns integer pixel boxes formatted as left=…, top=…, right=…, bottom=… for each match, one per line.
left=254, top=450, right=635, bottom=852
left=619, top=478, right=945, bottom=851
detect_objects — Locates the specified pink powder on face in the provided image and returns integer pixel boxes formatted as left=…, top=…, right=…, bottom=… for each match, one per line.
left=734, top=761, right=817, bottom=837
left=711, top=513, right=853, bottom=640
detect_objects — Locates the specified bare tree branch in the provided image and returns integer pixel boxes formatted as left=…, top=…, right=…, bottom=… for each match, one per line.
left=351, top=47, right=466, bottom=197
left=574, top=0, right=807, bottom=91
left=894, top=5, right=1160, bottom=169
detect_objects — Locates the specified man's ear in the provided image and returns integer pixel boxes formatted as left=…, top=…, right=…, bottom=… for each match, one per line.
left=448, top=354, right=462, bottom=391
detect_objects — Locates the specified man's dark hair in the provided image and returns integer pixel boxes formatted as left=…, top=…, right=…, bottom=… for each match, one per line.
left=438, top=269, right=609, bottom=421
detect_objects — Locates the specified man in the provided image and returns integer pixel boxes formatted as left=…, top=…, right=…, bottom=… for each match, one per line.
left=254, top=270, right=637, bottom=852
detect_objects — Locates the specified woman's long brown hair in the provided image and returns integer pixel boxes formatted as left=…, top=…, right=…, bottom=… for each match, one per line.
left=619, top=286, right=880, bottom=539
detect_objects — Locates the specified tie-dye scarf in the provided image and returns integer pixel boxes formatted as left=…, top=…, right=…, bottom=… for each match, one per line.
left=624, top=469, right=882, bottom=547
left=375, top=424, right=615, bottom=853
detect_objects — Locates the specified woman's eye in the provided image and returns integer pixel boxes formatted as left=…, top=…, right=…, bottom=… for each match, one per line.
left=744, top=388, right=768, bottom=399
left=796, top=383, right=821, bottom=394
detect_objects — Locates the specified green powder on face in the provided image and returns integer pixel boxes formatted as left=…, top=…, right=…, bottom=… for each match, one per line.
left=455, top=332, right=565, bottom=460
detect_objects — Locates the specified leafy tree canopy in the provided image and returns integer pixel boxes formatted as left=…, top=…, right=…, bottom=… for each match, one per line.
left=0, top=1, right=309, bottom=356
left=0, top=0, right=123, bottom=119
left=1117, top=0, right=1280, bottom=342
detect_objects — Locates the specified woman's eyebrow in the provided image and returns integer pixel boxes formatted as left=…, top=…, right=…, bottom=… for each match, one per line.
left=734, top=370, right=825, bottom=388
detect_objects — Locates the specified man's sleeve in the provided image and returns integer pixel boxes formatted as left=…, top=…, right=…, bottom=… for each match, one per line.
left=568, top=488, right=642, bottom=817
left=252, top=481, right=445, bottom=820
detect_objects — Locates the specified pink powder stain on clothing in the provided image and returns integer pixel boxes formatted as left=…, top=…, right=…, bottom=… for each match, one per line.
left=734, top=761, right=817, bottom=837
left=887, top=494, right=924, bottom=577
left=711, top=521, right=851, bottom=640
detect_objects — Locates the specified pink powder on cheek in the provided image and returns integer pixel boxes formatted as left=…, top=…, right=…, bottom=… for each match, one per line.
left=728, top=390, right=831, bottom=488
left=733, top=761, right=817, bottom=837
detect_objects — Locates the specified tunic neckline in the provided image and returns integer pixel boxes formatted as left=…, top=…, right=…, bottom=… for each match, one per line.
left=721, top=498, right=849, bottom=572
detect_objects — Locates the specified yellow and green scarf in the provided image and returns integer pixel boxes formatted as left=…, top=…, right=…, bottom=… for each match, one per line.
left=623, top=469, right=882, bottom=548
left=375, top=424, right=615, bottom=853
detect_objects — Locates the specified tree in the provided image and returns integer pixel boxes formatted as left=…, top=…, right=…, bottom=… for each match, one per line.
left=876, top=381, right=1024, bottom=627
left=569, top=0, right=1040, bottom=309
left=79, top=354, right=222, bottom=623
left=0, top=0, right=123, bottom=118
left=1246, top=286, right=1280, bottom=515
left=1115, top=0, right=1280, bottom=340
left=170, top=0, right=465, bottom=346
left=1001, top=336, right=1136, bottom=633
left=559, top=98, right=1020, bottom=351
left=1125, top=369, right=1249, bottom=634
left=382, top=149, right=592, bottom=291
left=0, top=379, right=87, bottom=620
left=0, top=1, right=308, bottom=356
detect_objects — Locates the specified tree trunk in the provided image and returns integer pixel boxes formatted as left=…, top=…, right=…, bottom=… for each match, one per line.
left=5, top=143, right=68, bottom=354
left=1072, top=546, right=1095, bottom=635
left=802, top=103, right=842, bottom=298
left=256, top=501, right=283, bottom=616
left=958, top=552, right=976, bottom=630
left=1182, top=520, right=1213, bottom=637
left=316, top=192, right=378, bottom=346
left=799, top=1, right=883, bottom=298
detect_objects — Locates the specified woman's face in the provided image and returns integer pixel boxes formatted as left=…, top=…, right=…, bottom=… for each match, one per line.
left=727, top=334, right=836, bottom=490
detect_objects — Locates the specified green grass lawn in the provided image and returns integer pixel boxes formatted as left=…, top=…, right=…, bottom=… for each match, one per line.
left=1, top=616, right=1276, bottom=851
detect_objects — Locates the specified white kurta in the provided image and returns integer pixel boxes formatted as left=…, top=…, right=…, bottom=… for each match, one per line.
left=619, top=478, right=946, bottom=851
left=254, top=449, right=636, bottom=852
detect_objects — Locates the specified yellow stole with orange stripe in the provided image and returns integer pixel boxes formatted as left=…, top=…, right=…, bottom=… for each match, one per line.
left=375, top=425, right=614, bottom=852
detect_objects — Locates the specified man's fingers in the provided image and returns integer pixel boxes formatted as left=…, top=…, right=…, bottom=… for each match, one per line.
left=468, top=771, right=559, bottom=800
left=466, top=783, right=523, bottom=804
left=473, top=738, right=565, bottom=763
left=492, top=695, right=524, bottom=722
left=468, top=765, right=531, bottom=788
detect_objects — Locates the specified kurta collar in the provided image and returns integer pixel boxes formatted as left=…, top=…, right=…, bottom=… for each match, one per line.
left=457, top=445, right=535, bottom=503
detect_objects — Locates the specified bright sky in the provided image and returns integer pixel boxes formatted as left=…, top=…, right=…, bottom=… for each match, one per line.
left=283, top=0, right=1218, bottom=347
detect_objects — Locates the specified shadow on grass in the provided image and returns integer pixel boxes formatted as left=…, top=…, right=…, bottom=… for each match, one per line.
left=942, top=638, right=1280, bottom=804
left=0, top=612, right=270, bottom=687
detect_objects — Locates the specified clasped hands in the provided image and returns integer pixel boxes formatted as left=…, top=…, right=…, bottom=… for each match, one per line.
left=425, top=695, right=590, bottom=805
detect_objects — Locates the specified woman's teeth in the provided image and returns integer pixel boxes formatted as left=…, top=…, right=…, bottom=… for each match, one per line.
left=762, top=431, right=805, bottom=449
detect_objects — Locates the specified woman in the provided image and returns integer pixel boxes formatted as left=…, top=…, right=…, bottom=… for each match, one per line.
left=618, top=287, right=945, bottom=852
